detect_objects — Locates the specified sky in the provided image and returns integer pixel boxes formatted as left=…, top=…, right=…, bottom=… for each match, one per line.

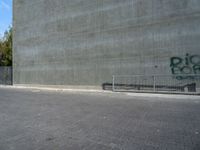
left=0, top=0, right=12, bottom=38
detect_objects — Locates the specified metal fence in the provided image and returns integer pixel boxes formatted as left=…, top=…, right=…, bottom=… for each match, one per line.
left=0, top=67, right=12, bottom=85
left=112, top=75, right=200, bottom=95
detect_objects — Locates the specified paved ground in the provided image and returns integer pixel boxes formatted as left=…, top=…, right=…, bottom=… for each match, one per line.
left=0, top=87, right=199, bottom=150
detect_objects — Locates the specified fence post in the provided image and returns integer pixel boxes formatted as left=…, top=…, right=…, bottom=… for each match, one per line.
left=112, top=75, right=115, bottom=92
left=153, top=75, right=156, bottom=92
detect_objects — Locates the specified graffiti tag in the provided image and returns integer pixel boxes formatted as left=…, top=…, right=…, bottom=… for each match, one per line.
left=170, top=53, right=200, bottom=80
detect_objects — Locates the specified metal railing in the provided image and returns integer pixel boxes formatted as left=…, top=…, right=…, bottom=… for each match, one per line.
left=112, top=75, right=200, bottom=95
left=0, top=67, right=12, bottom=85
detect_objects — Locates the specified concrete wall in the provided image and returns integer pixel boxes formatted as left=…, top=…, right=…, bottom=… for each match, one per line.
left=13, top=0, right=200, bottom=87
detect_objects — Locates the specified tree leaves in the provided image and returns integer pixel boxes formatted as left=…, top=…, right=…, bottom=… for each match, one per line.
left=0, top=27, right=12, bottom=66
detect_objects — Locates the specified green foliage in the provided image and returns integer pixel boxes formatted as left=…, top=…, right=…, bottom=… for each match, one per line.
left=0, top=27, right=12, bottom=66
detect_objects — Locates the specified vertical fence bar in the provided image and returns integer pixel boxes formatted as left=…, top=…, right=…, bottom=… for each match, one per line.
left=153, top=75, right=156, bottom=92
left=112, top=75, right=115, bottom=92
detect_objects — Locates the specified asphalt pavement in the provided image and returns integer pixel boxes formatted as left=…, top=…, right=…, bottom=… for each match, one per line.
left=0, top=87, right=199, bottom=150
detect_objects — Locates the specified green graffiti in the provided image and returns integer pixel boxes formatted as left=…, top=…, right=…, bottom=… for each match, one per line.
left=170, top=57, right=182, bottom=67
left=190, top=55, right=200, bottom=65
left=193, top=65, right=200, bottom=74
left=170, top=53, right=200, bottom=80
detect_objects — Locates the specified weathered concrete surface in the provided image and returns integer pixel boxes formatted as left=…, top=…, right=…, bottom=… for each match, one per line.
left=0, top=87, right=200, bottom=150
left=13, top=0, right=200, bottom=86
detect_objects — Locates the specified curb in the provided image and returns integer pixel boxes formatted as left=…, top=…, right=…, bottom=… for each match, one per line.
left=0, top=85, right=199, bottom=100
